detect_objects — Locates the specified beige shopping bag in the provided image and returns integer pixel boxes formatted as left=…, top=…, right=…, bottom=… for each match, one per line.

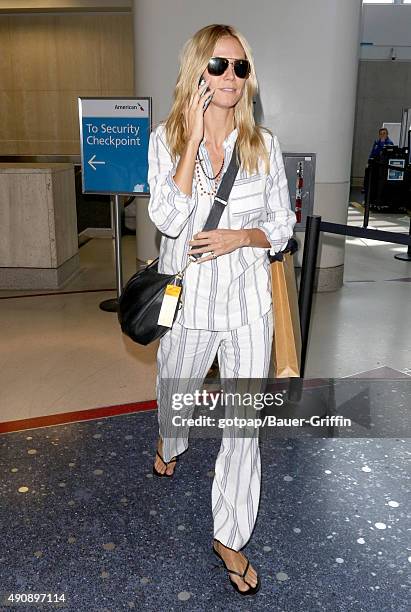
left=270, top=251, right=302, bottom=377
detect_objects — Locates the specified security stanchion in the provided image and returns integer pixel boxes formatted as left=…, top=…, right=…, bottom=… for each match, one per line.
left=285, top=213, right=411, bottom=407
left=394, top=213, right=411, bottom=262
left=99, top=194, right=123, bottom=312
left=287, top=215, right=321, bottom=403
left=278, top=212, right=411, bottom=411
left=363, top=163, right=372, bottom=228
left=298, top=215, right=321, bottom=379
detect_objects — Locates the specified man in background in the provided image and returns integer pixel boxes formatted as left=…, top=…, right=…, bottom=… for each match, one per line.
left=362, top=127, right=394, bottom=194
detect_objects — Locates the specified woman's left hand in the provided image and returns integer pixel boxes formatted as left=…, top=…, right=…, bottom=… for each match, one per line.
left=188, top=229, right=249, bottom=263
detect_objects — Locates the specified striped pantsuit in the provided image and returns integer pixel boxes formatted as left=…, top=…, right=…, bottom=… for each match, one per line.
left=156, top=308, right=273, bottom=551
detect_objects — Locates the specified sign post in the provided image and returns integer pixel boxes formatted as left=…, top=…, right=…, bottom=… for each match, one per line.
left=78, top=97, right=151, bottom=311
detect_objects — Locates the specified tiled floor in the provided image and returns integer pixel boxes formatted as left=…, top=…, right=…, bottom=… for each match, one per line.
left=1, top=206, right=410, bottom=423
left=0, top=237, right=158, bottom=424
left=0, top=204, right=410, bottom=610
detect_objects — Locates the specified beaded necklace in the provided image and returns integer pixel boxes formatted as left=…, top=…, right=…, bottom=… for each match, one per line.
left=195, top=153, right=225, bottom=197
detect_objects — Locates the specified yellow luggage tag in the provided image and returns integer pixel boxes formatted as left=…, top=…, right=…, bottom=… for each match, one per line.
left=157, top=258, right=193, bottom=328
left=157, top=282, right=182, bottom=328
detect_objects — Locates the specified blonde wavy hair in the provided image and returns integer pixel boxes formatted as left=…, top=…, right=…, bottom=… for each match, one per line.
left=163, top=24, right=270, bottom=176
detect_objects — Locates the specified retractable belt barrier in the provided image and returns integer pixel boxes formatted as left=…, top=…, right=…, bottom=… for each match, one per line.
left=297, top=215, right=411, bottom=381
left=320, top=220, right=411, bottom=245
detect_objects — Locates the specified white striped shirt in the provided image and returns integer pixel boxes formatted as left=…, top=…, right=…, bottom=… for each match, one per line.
left=147, top=123, right=296, bottom=331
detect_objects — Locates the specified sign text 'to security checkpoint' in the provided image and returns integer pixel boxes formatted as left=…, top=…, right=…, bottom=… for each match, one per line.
left=78, top=97, right=151, bottom=195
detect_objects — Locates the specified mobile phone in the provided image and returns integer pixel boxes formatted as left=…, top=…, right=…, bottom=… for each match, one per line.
left=198, top=77, right=212, bottom=112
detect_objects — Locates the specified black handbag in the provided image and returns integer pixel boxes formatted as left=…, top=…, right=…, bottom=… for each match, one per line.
left=117, top=258, right=184, bottom=345
left=117, top=143, right=239, bottom=345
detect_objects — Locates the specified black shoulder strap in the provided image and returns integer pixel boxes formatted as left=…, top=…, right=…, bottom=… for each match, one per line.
left=190, top=142, right=239, bottom=259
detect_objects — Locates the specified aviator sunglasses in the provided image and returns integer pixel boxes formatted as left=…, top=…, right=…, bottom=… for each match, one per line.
left=207, top=57, right=251, bottom=79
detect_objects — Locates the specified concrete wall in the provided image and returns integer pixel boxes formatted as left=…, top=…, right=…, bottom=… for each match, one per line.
left=361, top=3, right=411, bottom=61
left=352, top=3, right=411, bottom=181
left=133, top=0, right=362, bottom=290
left=352, top=60, right=411, bottom=181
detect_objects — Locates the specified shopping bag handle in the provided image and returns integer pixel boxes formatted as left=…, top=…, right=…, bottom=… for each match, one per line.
left=268, top=237, right=299, bottom=262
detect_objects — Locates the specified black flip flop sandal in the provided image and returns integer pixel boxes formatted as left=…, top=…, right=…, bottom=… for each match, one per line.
left=212, top=545, right=261, bottom=596
left=152, top=450, right=178, bottom=478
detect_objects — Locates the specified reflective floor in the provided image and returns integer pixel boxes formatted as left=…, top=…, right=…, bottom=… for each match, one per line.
left=0, top=204, right=410, bottom=611
left=0, top=205, right=410, bottom=424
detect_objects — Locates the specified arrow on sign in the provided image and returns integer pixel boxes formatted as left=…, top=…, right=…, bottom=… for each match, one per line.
left=88, top=155, right=106, bottom=171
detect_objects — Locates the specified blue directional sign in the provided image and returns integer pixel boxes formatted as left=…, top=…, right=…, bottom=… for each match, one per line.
left=78, top=97, right=151, bottom=195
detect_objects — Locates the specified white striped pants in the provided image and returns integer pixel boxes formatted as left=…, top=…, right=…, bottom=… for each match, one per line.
left=156, top=308, right=273, bottom=551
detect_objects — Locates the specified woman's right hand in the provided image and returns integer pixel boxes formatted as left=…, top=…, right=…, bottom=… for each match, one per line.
left=183, top=81, right=214, bottom=145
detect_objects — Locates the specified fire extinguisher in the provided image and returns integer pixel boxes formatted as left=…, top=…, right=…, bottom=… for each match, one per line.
left=295, top=161, right=303, bottom=223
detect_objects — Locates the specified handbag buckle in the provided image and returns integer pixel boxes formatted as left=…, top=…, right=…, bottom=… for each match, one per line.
left=177, top=257, right=194, bottom=278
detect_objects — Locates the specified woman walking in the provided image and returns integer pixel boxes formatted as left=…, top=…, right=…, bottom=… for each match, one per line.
left=147, top=24, right=296, bottom=596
